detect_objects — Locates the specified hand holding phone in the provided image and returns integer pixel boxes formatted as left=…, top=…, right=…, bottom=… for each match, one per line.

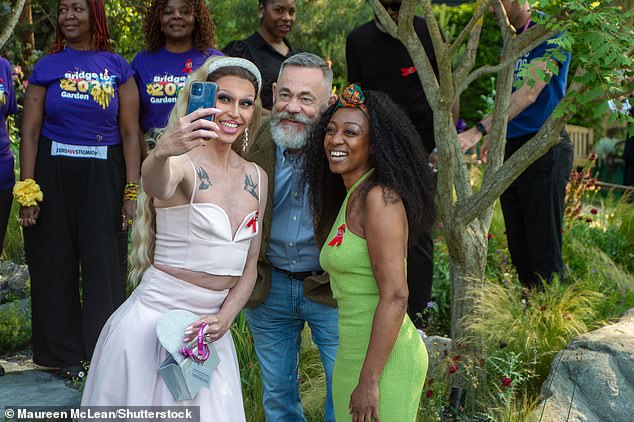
left=187, top=81, right=218, bottom=121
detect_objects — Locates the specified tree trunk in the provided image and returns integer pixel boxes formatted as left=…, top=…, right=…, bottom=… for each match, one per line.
left=0, top=0, right=27, bottom=50
left=447, top=219, right=488, bottom=340
left=21, top=0, right=35, bottom=61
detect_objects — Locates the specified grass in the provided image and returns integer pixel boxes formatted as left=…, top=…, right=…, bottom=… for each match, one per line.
left=231, top=311, right=327, bottom=421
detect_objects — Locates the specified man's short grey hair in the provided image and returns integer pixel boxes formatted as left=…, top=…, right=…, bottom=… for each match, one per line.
left=278, top=52, right=333, bottom=88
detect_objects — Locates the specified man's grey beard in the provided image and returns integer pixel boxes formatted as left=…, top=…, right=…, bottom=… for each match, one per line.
left=270, top=109, right=315, bottom=150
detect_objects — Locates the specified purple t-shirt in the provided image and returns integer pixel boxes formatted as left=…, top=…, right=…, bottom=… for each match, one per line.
left=29, top=48, right=134, bottom=146
left=131, top=48, right=222, bottom=132
left=0, top=57, right=18, bottom=190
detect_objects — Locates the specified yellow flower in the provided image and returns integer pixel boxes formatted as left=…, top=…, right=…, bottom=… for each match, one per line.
left=13, top=179, right=43, bottom=207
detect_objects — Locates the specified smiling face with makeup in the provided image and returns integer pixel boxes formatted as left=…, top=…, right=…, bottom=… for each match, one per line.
left=324, top=107, right=372, bottom=189
left=211, top=75, right=257, bottom=146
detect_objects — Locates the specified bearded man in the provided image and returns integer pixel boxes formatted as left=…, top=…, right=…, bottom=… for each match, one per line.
left=245, top=52, right=338, bottom=422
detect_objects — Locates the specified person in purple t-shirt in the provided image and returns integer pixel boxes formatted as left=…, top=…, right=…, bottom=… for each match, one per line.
left=131, top=0, right=222, bottom=151
left=18, top=0, right=142, bottom=378
left=0, top=56, right=17, bottom=256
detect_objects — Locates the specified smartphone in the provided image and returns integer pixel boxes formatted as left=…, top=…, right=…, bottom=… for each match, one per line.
left=186, top=81, right=218, bottom=121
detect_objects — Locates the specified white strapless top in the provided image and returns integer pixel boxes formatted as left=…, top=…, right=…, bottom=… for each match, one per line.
left=153, top=158, right=260, bottom=276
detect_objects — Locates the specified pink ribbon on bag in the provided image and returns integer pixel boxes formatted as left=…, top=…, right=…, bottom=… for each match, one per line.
left=180, top=322, right=210, bottom=363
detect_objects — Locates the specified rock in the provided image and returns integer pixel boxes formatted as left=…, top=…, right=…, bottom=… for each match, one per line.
left=424, top=335, right=453, bottom=374
left=0, top=261, right=29, bottom=303
left=536, top=309, right=634, bottom=422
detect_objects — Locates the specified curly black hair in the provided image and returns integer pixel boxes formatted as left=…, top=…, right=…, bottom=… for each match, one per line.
left=143, top=0, right=216, bottom=52
left=304, top=89, right=437, bottom=245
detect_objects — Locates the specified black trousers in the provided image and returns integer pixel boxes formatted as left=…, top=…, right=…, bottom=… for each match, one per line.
left=0, top=188, right=12, bottom=255
left=500, top=133, right=573, bottom=289
left=25, top=137, right=127, bottom=367
left=406, top=231, right=434, bottom=329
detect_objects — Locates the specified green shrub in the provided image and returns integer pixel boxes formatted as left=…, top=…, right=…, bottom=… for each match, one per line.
left=0, top=299, right=31, bottom=354
left=465, top=278, right=603, bottom=389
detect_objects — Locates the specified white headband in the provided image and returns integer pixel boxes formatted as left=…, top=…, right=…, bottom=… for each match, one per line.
left=207, top=57, right=262, bottom=96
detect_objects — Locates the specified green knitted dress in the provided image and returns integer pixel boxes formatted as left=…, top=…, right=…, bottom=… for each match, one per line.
left=320, top=170, right=428, bottom=421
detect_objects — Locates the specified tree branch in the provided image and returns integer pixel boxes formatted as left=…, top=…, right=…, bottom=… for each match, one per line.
left=481, top=49, right=516, bottom=181
left=453, top=0, right=490, bottom=91
left=0, top=0, right=28, bottom=50
left=457, top=24, right=556, bottom=96
left=368, top=0, right=397, bottom=37
left=456, top=111, right=571, bottom=225
left=448, top=0, right=493, bottom=59
left=413, top=0, right=444, bottom=105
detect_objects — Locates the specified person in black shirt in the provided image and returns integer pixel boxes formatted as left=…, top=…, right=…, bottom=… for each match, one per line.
left=346, top=1, right=439, bottom=153
left=346, top=0, right=441, bottom=331
left=224, top=0, right=297, bottom=112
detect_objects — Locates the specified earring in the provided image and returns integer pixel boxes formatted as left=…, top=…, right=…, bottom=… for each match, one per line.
left=242, top=128, right=249, bottom=152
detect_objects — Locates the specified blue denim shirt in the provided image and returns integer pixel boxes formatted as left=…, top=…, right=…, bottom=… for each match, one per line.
left=267, top=144, right=321, bottom=272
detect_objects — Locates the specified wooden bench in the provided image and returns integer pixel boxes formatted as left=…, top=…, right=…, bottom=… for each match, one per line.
left=566, top=124, right=594, bottom=167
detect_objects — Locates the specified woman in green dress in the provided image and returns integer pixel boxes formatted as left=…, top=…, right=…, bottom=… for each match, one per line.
left=304, top=84, right=436, bottom=421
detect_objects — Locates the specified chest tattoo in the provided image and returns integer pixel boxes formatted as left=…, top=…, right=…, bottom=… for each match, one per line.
left=196, top=166, right=212, bottom=190
left=244, top=174, right=258, bottom=200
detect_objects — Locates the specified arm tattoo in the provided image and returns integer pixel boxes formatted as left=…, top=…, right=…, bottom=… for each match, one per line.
left=244, top=174, right=259, bottom=200
left=196, top=166, right=212, bottom=190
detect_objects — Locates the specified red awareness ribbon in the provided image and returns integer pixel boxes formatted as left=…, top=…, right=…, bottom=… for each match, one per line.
left=400, top=66, right=417, bottom=77
left=247, top=211, right=259, bottom=233
left=328, top=224, right=346, bottom=247
left=183, top=59, right=193, bottom=73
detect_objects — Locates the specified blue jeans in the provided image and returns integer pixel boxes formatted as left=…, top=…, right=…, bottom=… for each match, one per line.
left=246, top=269, right=338, bottom=422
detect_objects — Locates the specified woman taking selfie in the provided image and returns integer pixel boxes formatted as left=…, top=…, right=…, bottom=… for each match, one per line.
left=82, top=57, right=265, bottom=420
left=305, top=84, right=436, bottom=421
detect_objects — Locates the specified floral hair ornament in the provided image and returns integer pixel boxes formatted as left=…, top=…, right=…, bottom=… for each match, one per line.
left=206, top=57, right=262, bottom=96
left=334, top=83, right=368, bottom=116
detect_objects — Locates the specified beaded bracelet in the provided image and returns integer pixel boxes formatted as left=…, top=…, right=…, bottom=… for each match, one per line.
left=13, top=179, right=44, bottom=207
left=123, top=182, right=139, bottom=201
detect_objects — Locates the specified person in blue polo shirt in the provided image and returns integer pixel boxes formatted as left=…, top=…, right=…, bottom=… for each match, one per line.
left=460, top=0, right=573, bottom=289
